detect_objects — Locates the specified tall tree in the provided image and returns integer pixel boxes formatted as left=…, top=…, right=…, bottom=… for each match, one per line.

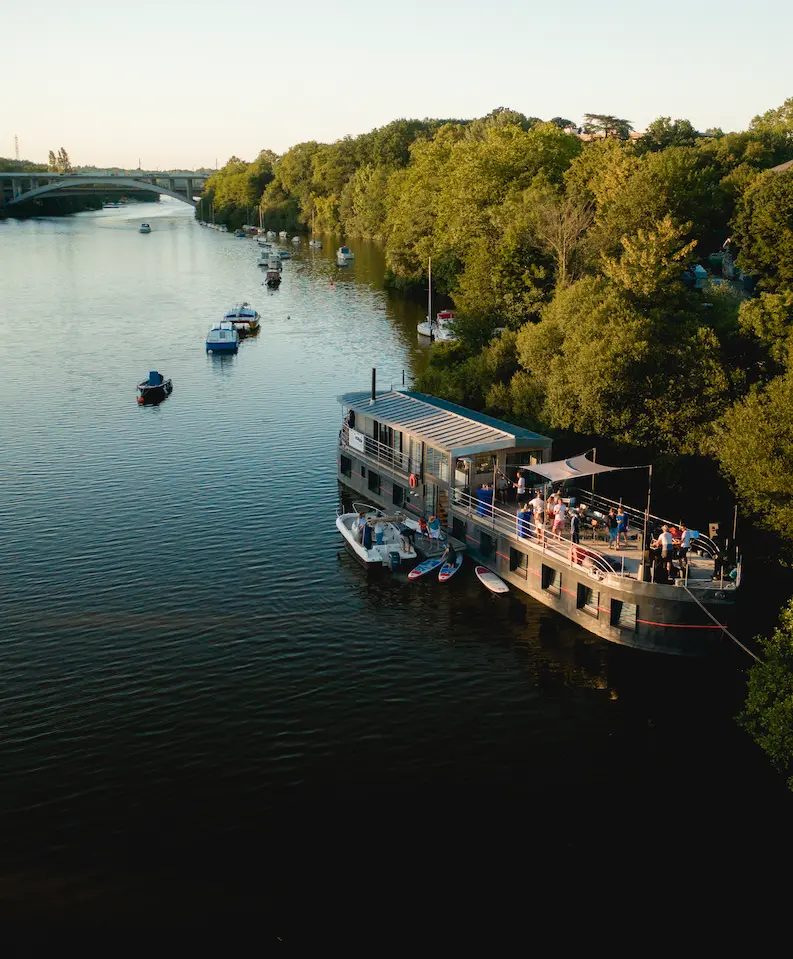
left=582, top=114, right=634, bottom=139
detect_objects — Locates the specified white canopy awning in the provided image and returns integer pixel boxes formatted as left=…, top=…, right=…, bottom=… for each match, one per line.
left=526, top=453, right=627, bottom=483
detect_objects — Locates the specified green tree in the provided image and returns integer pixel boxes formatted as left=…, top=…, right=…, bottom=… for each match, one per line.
left=582, top=114, right=634, bottom=139
left=601, top=214, right=696, bottom=302
left=750, top=96, right=793, bottom=139
left=739, top=599, right=793, bottom=791
left=738, top=291, right=793, bottom=366
left=712, top=368, right=793, bottom=540
left=638, top=117, right=700, bottom=152
left=734, top=169, right=793, bottom=292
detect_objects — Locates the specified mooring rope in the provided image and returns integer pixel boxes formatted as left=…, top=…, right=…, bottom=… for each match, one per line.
left=682, top=584, right=760, bottom=662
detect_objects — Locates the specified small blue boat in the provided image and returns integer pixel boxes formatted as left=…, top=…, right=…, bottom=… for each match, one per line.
left=206, top=321, right=239, bottom=354
left=234, top=229, right=246, bottom=238
left=278, top=250, right=291, bottom=259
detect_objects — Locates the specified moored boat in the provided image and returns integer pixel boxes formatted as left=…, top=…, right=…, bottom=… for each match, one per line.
left=136, top=370, right=172, bottom=404
left=206, top=321, right=239, bottom=354
left=224, top=302, right=260, bottom=335
left=336, top=385, right=741, bottom=656
left=265, top=268, right=281, bottom=288
left=336, top=246, right=354, bottom=266
left=278, top=230, right=288, bottom=239
left=309, top=239, right=323, bottom=248
left=417, top=309, right=457, bottom=342
left=234, top=229, right=246, bottom=238
left=278, top=250, right=291, bottom=260
left=139, top=222, right=151, bottom=234
left=336, top=503, right=419, bottom=568
left=266, top=230, right=277, bottom=239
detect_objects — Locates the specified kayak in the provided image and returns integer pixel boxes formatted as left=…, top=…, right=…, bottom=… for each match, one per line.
left=438, top=555, right=463, bottom=582
left=475, top=565, right=509, bottom=594
left=408, top=557, right=443, bottom=580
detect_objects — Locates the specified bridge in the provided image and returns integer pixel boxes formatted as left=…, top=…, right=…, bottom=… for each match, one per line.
left=0, top=171, right=210, bottom=208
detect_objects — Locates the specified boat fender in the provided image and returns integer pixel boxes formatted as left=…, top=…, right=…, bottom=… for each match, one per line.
left=409, top=474, right=418, bottom=488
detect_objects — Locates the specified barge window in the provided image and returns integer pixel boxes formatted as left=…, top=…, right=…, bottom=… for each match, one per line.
left=452, top=517, right=466, bottom=542
left=610, top=600, right=637, bottom=631
left=480, top=531, right=494, bottom=557
left=340, top=455, right=352, bottom=478
left=577, top=584, right=599, bottom=617
left=425, top=446, right=449, bottom=482
left=510, top=547, right=528, bottom=578
left=392, top=483, right=405, bottom=508
left=368, top=470, right=380, bottom=495
left=542, top=565, right=561, bottom=596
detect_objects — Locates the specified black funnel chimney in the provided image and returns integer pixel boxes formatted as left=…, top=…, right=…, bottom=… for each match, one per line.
left=371, top=367, right=376, bottom=403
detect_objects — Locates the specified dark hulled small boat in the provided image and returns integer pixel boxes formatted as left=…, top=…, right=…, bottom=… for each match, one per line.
left=137, top=371, right=173, bottom=405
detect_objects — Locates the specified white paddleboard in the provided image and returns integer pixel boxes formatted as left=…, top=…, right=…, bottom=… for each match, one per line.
left=475, top=565, right=509, bottom=594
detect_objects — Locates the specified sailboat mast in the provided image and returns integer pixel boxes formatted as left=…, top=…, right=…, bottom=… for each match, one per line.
left=428, top=256, right=432, bottom=323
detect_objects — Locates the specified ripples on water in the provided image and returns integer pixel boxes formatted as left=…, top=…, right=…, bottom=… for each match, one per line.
left=0, top=201, right=787, bottom=928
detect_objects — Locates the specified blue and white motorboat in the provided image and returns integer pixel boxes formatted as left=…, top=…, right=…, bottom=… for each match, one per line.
left=206, top=321, right=240, bottom=354
left=336, top=246, right=354, bottom=266
left=278, top=250, right=291, bottom=260
left=234, top=229, right=246, bottom=238
left=139, top=222, right=151, bottom=234
left=137, top=370, right=172, bottom=404
left=291, top=235, right=300, bottom=245
left=224, top=302, right=260, bottom=336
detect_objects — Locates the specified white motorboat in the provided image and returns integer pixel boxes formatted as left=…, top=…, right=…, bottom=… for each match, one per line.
left=278, top=230, right=288, bottom=239
left=206, top=321, right=240, bottom=354
left=417, top=309, right=458, bottom=342
left=225, top=302, right=260, bottom=322
left=336, top=503, right=419, bottom=568
left=267, top=255, right=282, bottom=271
left=291, top=235, right=300, bottom=245
left=266, top=230, right=277, bottom=239
left=256, top=236, right=272, bottom=247
left=336, top=246, right=354, bottom=266
left=139, top=222, right=151, bottom=234
left=309, top=239, right=323, bottom=249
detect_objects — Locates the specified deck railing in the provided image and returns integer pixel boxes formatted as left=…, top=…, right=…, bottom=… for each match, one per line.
left=341, top=423, right=415, bottom=477
left=450, top=489, right=617, bottom=577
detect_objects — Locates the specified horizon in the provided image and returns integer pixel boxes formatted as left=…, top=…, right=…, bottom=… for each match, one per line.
left=3, top=0, right=791, bottom=169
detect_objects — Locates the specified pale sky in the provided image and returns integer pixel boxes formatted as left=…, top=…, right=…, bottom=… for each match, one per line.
left=3, top=0, right=791, bottom=169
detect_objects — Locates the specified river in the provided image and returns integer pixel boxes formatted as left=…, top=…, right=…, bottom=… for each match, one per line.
left=0, top=199, right=787, bottom=930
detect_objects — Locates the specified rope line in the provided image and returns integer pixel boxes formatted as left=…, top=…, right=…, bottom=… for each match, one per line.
left=682, top=584, right=760, bottom=662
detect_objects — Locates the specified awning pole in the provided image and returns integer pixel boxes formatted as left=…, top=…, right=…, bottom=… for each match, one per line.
left=643, top=464, right=653, bottom=553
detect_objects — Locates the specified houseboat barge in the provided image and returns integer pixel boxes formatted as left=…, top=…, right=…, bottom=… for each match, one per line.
left=336, top=385, right=739, bottom=656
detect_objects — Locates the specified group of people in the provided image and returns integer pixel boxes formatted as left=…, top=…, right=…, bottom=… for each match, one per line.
left=650, top=523, right=694, bottom=577
left=516, top=490, right=579, bottom=542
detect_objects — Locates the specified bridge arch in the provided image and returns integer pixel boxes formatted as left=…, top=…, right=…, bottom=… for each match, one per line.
left=7, top=176, right=198, bottom=208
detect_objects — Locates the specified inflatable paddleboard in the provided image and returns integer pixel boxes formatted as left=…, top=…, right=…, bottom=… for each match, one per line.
left=438, top=555, right=463, bottom=582
left=408, top=557, right=443, bottom=580
left=475, top=565, right=509, bottom=594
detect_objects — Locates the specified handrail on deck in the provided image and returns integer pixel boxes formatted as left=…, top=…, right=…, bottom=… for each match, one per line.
left=572, top=488, right=717, bottom=558
left=451, top=489, right=618, bottom=578
left=341, top=423, right=415, bottom=476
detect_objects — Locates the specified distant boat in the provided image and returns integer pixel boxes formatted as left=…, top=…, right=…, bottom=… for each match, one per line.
left=234, top=229, right=246, bottom=238
left=418, top=309, right=457, bottom=342
left=266, top=230, right=277, bottom=239
left=336, top=246, right=354, bottom=266
left=278, top=250, right=291, bottom=260
left=291, top=235, right=300, bottom=245
left=309, top=239, right=323, bottom=249
left=139, top=223, right=151, bottom=234
left=136, top=370, right=172, bottom=405
left=206, top=321, right=239, bottom=354
left=256, top=236, right=272, bottom=247
left=103, top=202, right=121, bottom=209
left=267, top=255, right=282, bottom=271
left=265, top=268, right=281, bottom=289
left=278, top=230, right=288, bottom=239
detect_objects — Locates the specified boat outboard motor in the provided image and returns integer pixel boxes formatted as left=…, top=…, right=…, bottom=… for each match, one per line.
left=388, top=551, right=400, bottom=570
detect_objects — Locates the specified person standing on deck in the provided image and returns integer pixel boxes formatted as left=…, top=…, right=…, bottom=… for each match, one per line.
left=677, top=523, right=693, bottom=570
left=553, top=498, right=567, bottom=537
left=428, top=515, right=442, bottom=543
left=656, top=525, right=674, bottom=573
left=570, top=509, right=580, bottom=545
left=606, top=509, right=619, bottom=549
left=514, top=471, right=527, bottom=503
left=374, top=519, right=385, bottom=545
left=616, top=506, right=628, bottom=547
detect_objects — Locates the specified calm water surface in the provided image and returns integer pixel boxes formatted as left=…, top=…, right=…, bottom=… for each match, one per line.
left=0, top=200, right=788, bottom=927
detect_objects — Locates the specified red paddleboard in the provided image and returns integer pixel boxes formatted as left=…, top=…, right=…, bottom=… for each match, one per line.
left=438, top=556, right=463, bottom=582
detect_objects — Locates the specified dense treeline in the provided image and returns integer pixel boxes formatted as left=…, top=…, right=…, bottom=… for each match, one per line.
left=203, top=98, right=793, bottom=785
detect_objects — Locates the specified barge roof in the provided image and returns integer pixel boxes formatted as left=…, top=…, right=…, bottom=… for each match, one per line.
left=338, top=390, right=552, bottom=456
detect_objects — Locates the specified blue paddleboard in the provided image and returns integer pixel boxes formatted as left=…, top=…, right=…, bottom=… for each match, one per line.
left=408, top=558, right=443, bottom=580
left=438, top=556, right=464, bottom=582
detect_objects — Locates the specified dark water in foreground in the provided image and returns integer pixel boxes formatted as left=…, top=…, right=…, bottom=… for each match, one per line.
left=0, top=202, right=789, bottom=932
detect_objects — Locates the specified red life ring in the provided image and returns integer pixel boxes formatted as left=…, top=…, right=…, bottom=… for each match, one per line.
left=409, top=474, right=418, bottom=488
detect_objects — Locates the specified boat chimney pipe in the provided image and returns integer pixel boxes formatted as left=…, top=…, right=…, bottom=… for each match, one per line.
left=370, top=367, right=376, bottom=404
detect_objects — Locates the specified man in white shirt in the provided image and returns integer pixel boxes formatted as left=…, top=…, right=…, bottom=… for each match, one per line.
left=553, top=499, right=567, bottom=535
left=657, top=525, right=674, bottom=573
